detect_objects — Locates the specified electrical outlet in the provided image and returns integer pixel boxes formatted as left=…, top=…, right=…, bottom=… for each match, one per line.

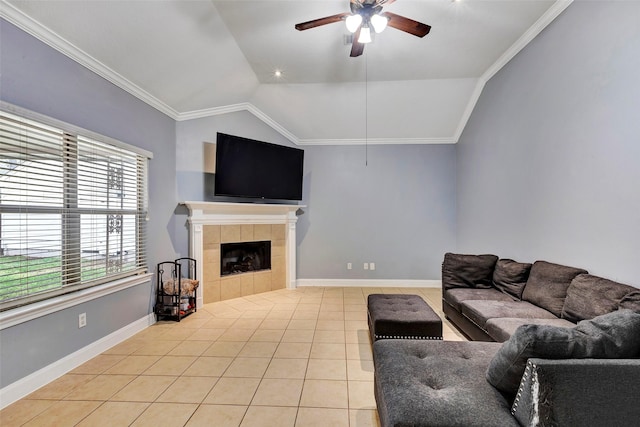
left=364, top=263, right=369, bottom=270
left=347, top=262, right=352, bottom=270
left=370, top=262, right=376, bottom=271
left=78, top=312, right=87, bottom=328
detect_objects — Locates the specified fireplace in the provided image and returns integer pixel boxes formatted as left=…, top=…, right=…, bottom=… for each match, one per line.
left=221, top=240, right=271, bottom=276
left=181, top=201, right=304, bottom=305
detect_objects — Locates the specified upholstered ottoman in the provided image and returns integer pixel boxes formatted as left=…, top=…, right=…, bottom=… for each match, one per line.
left=367, top=294, right=443, bottom=341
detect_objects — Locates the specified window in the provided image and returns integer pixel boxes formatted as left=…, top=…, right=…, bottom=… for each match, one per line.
left=0, top=105, right=151, bottom=311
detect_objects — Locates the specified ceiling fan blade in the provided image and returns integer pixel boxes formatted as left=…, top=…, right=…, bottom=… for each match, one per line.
left=383, top=12, right=431, bottom=38
left=350, top=28, right=365, bottom=57
left=295, top=13, right=350, bottom=31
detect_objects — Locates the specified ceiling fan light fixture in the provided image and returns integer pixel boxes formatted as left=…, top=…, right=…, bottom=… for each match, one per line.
left=294, top=0, right=431, bottom=58
left=345, top=14, right=362, bottom=33
left=358, top=25, right=372, bottom=44
left=370, top=14, right=388, bottom=33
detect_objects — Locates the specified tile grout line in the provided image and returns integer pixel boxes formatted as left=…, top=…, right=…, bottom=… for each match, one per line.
left=5, top=287, right=445, bottom=426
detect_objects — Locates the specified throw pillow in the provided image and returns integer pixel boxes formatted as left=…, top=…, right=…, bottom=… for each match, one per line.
left=521, top=261, right=587, bottom=317
left=561, top=274, right=636, bottom=323
left=573, top=309, right=640, bottom=357
left=485, top=309, right=640, bottom=396
left=619, top=290, right=640, bottom=312
left=492, top=259, right=532, bottom=300
left=441, top=252, right=498, bottom=290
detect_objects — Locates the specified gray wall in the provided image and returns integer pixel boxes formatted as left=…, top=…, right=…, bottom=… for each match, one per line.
left=0, top=19, right=177, bottom=387
left=299, top=144, right=457, bottom=280
left=456, top=1, right=640, bottom=287
left=175, top=115, right=457, bottom=281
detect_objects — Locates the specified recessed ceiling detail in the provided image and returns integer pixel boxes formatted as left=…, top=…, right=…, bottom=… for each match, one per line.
left=1, top=0, right=573, bottom=145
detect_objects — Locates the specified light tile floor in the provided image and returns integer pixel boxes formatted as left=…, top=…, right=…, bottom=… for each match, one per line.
left=1, top=286, right=466, bottom=427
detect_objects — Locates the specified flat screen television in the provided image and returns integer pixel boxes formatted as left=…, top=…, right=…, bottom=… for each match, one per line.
left=214, top=133, right=304, bottom=201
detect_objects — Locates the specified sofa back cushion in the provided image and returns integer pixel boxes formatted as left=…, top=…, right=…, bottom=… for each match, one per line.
left=486, top=309, right=640, bottom=397
left=442, top=253, right=498, bottom=290
left=492, top=259, right=532, bottom=300
left=619, top=290, right=640, bottom=312
left=521, top=261, right=587, bottom=317
left=561, top=274, right=637, bottom=323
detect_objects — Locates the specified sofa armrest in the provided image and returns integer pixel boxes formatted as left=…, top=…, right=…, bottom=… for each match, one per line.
left=512, top=358, right=640, bottom=427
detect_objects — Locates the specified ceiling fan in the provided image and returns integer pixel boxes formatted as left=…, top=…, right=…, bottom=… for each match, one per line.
left=294, top=0, right=431, bottom=57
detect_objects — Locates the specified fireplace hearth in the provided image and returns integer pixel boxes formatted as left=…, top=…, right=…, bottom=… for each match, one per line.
left=221, top=240, right=271, bottom=276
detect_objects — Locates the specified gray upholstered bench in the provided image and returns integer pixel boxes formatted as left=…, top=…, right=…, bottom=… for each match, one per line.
left=367, top=294, right=443, bottom=341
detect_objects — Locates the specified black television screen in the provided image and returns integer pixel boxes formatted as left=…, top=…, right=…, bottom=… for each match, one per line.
left=214, top=133, right=304, bottom=201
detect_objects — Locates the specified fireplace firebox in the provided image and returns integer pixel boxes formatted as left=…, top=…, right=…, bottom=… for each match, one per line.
left=220, top=240, right=271, bottom=276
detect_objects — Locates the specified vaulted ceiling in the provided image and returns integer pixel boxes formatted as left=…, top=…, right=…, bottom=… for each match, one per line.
left=1, top=0, right=572, bottom=145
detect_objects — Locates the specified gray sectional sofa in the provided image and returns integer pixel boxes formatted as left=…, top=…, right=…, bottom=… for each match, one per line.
left=372, top=253, right=640, bottom=427
left=441, top=254, right=640, bottom=342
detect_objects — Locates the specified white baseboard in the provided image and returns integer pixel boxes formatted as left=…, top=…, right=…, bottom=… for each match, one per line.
left=296, top=279, right=441, bottom=288
left=0, top=313, right=156, bottom=409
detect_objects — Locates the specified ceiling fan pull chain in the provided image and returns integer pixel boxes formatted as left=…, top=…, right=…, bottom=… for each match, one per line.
left=365, top=51, right=368, bottom=167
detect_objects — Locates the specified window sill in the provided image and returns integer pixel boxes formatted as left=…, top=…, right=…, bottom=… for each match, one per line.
left=0, top=273, right=153, bottom=330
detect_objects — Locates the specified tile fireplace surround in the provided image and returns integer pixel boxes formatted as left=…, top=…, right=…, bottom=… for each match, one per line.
left=181, top=202, right=304, bottom=307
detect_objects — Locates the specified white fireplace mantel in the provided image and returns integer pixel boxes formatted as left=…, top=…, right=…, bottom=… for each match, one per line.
left=182, top=201, right=304, bottom=225
left=181, top=201, right=305, bottom=306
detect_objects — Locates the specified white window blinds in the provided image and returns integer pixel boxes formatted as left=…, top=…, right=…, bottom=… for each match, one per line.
left=0, top=107, right=150, bottom=311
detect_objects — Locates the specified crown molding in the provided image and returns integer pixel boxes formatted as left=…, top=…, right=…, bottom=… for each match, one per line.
left=178, top=102, right=455, bottom=146
left=453, top=0, right=573, bottom=142
left=2, top=0, right=573, bottom=146
left=176, top=102, right=300, bottom=145
left=245, top=103, right=300, bottom=145
left=297, top=137, right=456, bottom=146
left=453, top=79, right=486, bottom=142
left=482, top=0, right=573, bottom=83
left=0, top=0, right=180, bottom=120
left=176, top=103, right=249, bottom=121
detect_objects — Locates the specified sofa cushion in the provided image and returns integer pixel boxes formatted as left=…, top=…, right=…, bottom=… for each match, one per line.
left=460, top=300, right=557, bottom=330
left=619, top=290, right=640, bottom=312
left=444, top=288, right=513, bottom=312
left=374, top=340, right=519, bottom=427
left=492, top=259, right=532, bottom=299
left=561, top=274, right=637, bottom=322
left=486, top=309, right=640, bottom=396
left=442, top=252, right=498, bottom=290
left=521, top=261, right=587, bottom=317
left=485, top=317, right=576, bottom=343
